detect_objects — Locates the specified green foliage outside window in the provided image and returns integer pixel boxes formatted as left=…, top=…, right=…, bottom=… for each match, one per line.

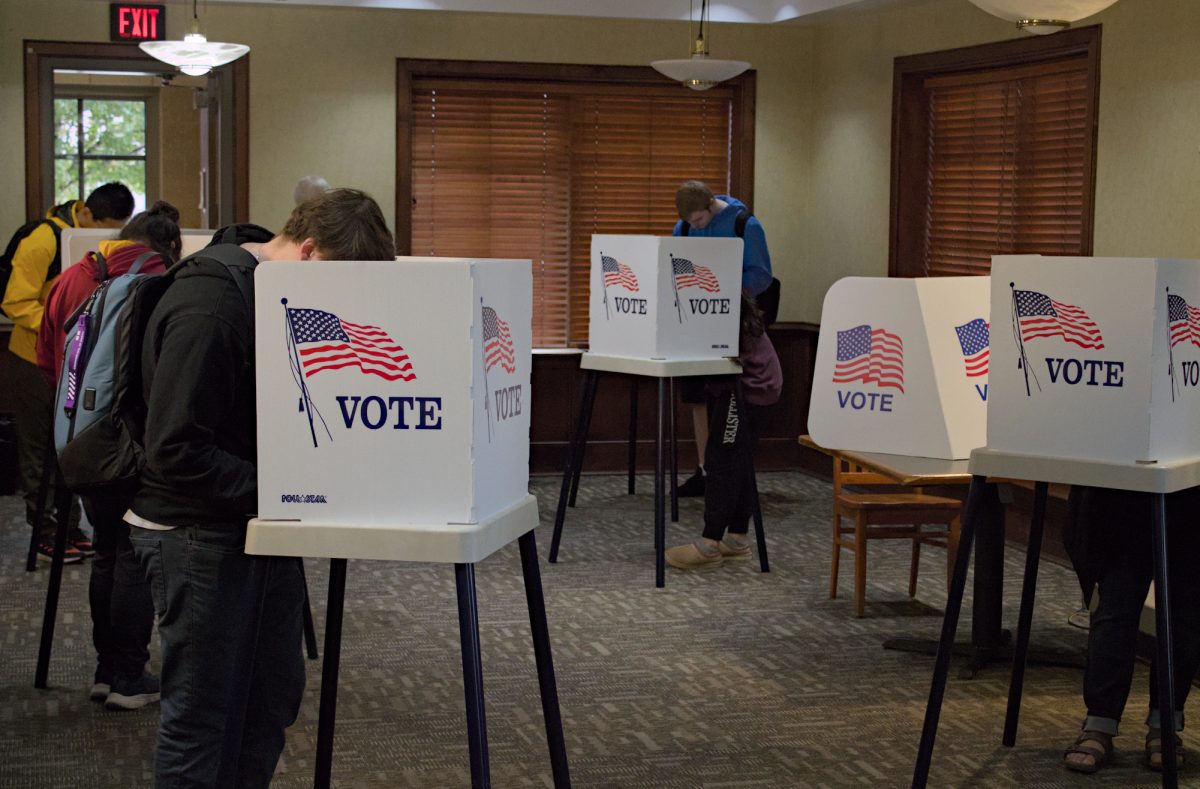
left=54, top=97, right=147, bottom=211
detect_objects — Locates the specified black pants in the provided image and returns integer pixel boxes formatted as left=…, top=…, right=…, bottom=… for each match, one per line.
left=9, top=352, right=78, bottom=539
left=701, top=390, right=763, bottom=542
left=84, top=494, right=155, bottom=680
left=1080, top=488, right=1200, bottom=734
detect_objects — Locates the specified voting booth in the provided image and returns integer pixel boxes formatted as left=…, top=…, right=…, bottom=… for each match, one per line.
left=988, top=255, right=1200, bottom=464
left=61, top=227, right=212, bottom=266
left=588, top=235, right=742, bottom=359
left=808, top=276, right=991, bottom=460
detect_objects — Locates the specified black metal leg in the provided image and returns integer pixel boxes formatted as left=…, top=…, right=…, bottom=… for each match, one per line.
left=456, top=562, right=491, bottom=789
left=627, top=378, right=638, bottom=496
left=26, top=425, right=58, bottom=572
left=314, top=558, right=348, bottom=789
left=654, top=378, right=666, bottom=589
left=1002, top=481, right=1047, bottom=747
left=299, top=558, right=319, bottom=660
left=34, top=473, right=73, bottom=688
left=568, top=373, right=599, bottom=509
left=519, top=531, right=572, bottom=788
left=912, top=474, right=986, bottom=789
left=669, top=378, right=678, bottom=523
left=550, top=370, right=598, bottom=563
left=1152, top=493, right=1179, bottom=789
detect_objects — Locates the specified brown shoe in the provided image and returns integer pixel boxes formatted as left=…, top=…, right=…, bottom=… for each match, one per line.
left=665, top=541, right=724, bottom=570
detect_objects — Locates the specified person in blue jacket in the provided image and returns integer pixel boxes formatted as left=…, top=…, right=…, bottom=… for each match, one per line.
left=672, top=180, right=773, bottom=498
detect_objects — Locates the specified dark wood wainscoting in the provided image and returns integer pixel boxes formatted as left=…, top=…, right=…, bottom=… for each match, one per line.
left=530, top=322, right=820, bottom=475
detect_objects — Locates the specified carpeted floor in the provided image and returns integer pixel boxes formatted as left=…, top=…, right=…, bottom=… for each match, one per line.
left=0, top=473, right=1181, bottom=787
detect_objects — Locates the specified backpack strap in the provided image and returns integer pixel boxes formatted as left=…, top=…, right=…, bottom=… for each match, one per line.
left=127, top=251, right=156, bottom=277
left=46, top=221, right=65, bottom=279
left=734, top=209, right=750, bottom=239
left=93, top=251, right=109, bottom=282
left=680, top=221, right=690, bottom=237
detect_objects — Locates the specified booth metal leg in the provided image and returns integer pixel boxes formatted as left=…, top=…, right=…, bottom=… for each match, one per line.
left=550, top=370, right=598, bottom=563
left=314, top=558, right=348, bottom=789
left=669, top=378, right=678, bottom=523
left=1002, top=481, right=1047, bottom=747
left=299, top=559, right=319, bottom=660
left=654, top=379, right=667, bottom=588
left=1152, top=493, right=1179, bottom=789
left=911, top=474, right=986, bottom=789
left=456, top=562, right=491, bottom=789
left=25, top=428, right=57, bottom=572
left=568, top=374, right=599, bottom=509
left=519, top=531, right=572, bottom=787
left=34, top=474, right=73, bottom=688
left=627, top=378, right=638, bottom=496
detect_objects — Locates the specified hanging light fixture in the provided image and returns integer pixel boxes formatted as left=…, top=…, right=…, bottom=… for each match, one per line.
left=139, top=0, right=250, bottom=76
left=967, top=0, right=1120, bottom=34
left=651, top=0, right=750, bottom=91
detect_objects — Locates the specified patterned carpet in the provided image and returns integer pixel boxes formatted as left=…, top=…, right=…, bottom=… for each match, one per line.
left=0, top=473, right=1180, bottom=787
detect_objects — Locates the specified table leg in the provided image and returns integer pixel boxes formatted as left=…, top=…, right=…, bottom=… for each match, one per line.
left=34, top=473, right=73, bottom=688
left=1002, top=481, right=1047, bottom=747
left=911, top=474, right=985, bottom=789
left=299, top=558, right=319, bottom=660
left=519, top=531, right=572, bottom=788
left=456, top=562, right=491, bottom=789
left=1152, top=492, right=1178, bottom=789
left=550, top=370, right=598, bottom=563
left=627, top=378, right=638, bottom=495
left=669, top=378, right=678, bottom=523
left=568, top=373, right=599, bottom=510
left=314, top=558, right=348, bottom=789
left=25, top=425, right=57, bottom=572
left=655, top=378, right=666, bottom=589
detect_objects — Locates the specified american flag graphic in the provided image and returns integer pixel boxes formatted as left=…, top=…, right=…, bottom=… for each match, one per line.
left=287, top=307, right=415, bottom=381
left=482, top=305, right=516, bottom=374
left=1013, top=290, right=1104, bottom=349
left=955, top=318, right=989, bottom=378
left=833, top=324, right=905, bottom=392
left=672, top=257, right=720, bottom=293
left=1168, top=294, right=1200, bottom=349
left=601, top=255, right=639, bottom=291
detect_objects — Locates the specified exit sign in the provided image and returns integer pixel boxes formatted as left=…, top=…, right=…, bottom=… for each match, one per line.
left=110, top=4, right=166, bottom=42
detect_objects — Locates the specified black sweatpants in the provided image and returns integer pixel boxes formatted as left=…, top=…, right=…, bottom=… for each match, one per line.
left=9, top=352, right=79, bottom=539
left=701, top=389, right=764, bottom=542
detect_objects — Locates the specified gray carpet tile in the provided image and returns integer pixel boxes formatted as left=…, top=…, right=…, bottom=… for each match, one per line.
left=0, top=473, right=1180, bottom=787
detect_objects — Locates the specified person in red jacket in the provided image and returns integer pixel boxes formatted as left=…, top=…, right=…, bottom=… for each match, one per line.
left=38, top=200, right=182, bottom=710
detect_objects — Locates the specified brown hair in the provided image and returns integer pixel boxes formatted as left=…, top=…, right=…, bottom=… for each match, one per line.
left=119, top=200, right=182, bottom=262
left=675, top=180, right=714, bottom=220
left=281, top=188, right=395, bottom=261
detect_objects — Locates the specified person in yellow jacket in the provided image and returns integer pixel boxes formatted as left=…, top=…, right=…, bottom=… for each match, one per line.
left=3, top=183, right=133, bottom=563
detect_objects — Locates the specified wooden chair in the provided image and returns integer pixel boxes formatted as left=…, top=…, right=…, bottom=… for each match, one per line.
left=830, top=457, right=963, bottom=617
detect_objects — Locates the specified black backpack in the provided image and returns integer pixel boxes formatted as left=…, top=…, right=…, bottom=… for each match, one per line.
left=680, top=208, right=781, bottom=327
left=0, top=211, right=70, bottom=317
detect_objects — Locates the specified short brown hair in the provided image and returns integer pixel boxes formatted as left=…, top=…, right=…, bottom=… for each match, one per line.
left=281, top=188, right=395, bottom=261
left=675, top=180, right=714, bottom=219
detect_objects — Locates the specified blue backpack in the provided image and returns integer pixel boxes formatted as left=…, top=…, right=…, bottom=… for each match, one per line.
left=54, top=244, right=255, bottom=495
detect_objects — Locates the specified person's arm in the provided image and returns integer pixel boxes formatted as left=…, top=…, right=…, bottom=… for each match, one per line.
left=1, top=224, right=56, bottom=332
left=142, top=309, right=257, bottom=507
left=741, top=219, right=773, bottom=296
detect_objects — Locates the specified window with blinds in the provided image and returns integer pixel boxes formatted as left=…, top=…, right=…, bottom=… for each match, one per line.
left=890, top=28, right=1100, bottom=278
left=404, top=66, right=742, bottom=347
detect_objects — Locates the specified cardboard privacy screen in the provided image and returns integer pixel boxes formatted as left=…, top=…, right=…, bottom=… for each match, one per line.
left=588, top=235, right=742, bottom=359
left=988, top=255, right=1200, bottom=464
left=255, top=258, right=532, bottom=527
left=808, top=276, right=991, bottom=459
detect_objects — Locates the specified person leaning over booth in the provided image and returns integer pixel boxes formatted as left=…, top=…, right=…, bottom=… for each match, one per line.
left=37, top=201, right=183, bottom=712
left=1061, top=486, right=1200, bottom=774
left=671, top=180, right=774, bottom=500
left=3, top=182, right=134, bottom=562
left=124, top=189, right=396, bottom=788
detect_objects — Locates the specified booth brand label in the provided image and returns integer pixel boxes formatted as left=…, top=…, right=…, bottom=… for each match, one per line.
left=955, top=318, right=989, bottom=402
left=1009, top=285, right=1122, bottom=397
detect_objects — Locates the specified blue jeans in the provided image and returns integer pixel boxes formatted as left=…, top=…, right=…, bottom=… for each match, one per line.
left=84, top=494, right=154, bottom=679
left=130, top=524, right=305, bottom=788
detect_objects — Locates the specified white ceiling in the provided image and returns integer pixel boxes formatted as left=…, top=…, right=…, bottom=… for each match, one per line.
left=196, top=0, right=895, bottom=24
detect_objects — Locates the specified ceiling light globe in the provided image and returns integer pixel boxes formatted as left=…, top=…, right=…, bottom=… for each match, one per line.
left=967, top=0, right=1120, bottom=30
left=180, top=64, right=213, bottom=76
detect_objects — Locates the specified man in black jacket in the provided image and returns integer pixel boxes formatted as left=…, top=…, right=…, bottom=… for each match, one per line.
left=127, top=189, right=395, bottom=788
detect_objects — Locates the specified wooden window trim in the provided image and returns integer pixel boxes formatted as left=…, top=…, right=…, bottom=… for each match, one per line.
left=394, top=58, right=756, bottom=258
left=888, top=25, right=1101, bottom=278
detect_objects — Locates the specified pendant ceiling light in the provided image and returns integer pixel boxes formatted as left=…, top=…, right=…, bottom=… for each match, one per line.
left=651, top=0, right=750, bottom=91
left=140, top=0, right=250, bottom=76
left=967, top=0, right=1120, bottom=34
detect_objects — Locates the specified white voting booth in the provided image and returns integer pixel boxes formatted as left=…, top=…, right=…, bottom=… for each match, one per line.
left=588, top=234, right=742, bottom=359
left=61, top=227, right=212, bottom=266
left=248, top=257, right=535, bottom=562
left=808, top=276, right=991, bottom=460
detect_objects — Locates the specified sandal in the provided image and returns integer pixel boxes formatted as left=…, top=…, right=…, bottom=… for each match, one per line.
left=1145, top=728, right=1185, bottom=772
left=1064, top=731, right=1113, bottom=774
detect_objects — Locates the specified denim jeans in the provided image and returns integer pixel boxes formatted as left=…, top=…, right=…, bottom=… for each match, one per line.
left=84, top=494, right=154, bottom=679
left=1080, top=488, right=1200, bottom=736
left=130, top=523, right=305, bottom=788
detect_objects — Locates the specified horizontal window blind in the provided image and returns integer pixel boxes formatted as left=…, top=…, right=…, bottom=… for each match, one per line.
left=410, top=78, right=732, bottom=347
left=923, top=57, right=1090, bottom=277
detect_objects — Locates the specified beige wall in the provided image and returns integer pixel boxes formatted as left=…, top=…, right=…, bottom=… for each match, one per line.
left=4, top=0, right=1199, bottom=325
